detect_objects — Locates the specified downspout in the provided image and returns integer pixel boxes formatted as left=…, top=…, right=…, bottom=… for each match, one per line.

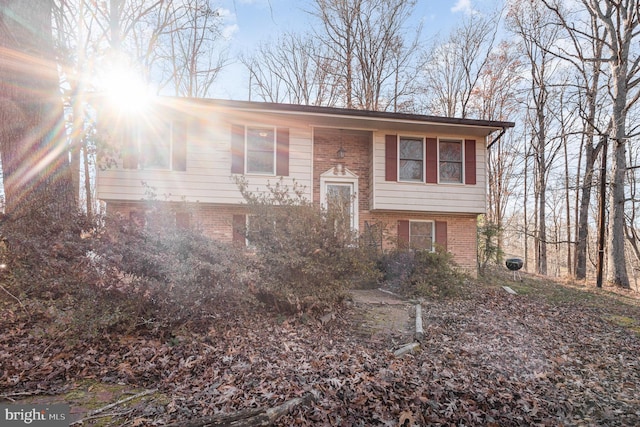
left=487, top=127, right=508, bottom=150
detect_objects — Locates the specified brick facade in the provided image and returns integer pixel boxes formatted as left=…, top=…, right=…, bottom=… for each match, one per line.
left=312, top=128, right=372, bottom=211
left=107, top=201, right=247, bottom=244
left=360, top=211, right=478, bottom=276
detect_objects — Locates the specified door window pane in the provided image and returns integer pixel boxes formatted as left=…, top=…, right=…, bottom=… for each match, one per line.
left=327, top=184, right=352, bottom=228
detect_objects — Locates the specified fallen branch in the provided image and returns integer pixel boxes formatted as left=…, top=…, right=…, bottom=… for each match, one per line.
left=0, top=282, right=29, bottom=318
left=393, top=342, right=420, bottom=357
left=70, top=388, right=158, bottom=425
left=415, top=304, right=424, bottom=342
left=0, top=389, right=58, bottom=402
left=162, top=391, right=316, bottom=427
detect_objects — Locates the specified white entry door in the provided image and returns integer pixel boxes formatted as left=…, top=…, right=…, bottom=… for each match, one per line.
left=326, top=183, right=354, bottom=231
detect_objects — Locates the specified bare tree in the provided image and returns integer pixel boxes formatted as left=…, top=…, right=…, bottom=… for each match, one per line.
left=242, top=32, right=341, bottom=105
left=582, top=0, right=640, bottom=288
left=156, top=0, right=230, bottom=97
left=507, top=0, right=564, bottom=275
left=540, top=0, right=614, bottom=282
left=420, top=11, right=500, bottom=118
left=311, top=0, right=419, bottom=111
left=475, top=41, right=524, bottom=257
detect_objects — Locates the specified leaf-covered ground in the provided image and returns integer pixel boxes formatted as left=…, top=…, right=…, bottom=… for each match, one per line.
left=2, top=273, right=640, bottom=426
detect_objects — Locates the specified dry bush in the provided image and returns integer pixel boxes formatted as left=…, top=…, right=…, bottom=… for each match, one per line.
left=380, top=248, right=467, bottom=299
left=92, top=205, right=253, bottom=332
left=236, top=178, right=381, bottom=314
left=0, top=200, right=252, bottom=339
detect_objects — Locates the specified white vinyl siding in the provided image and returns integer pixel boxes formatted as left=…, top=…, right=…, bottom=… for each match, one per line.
left=97, top=119, right=312, bottom=204
left=372, top=132, right=486, bottom=214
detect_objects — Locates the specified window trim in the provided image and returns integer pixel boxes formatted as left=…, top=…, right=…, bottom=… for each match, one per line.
left=245, top=125, right=277, bottom=176
left=397, top=135, right=425, bottom=183
left=409, top=220, right=435, bottom=252
left=438, top=138, right=465, bottom=184
left=125, top=119, right=185, bottom=171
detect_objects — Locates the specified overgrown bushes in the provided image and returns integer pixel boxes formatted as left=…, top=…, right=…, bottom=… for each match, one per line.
left=91, top=205, right=252, bottom=331
left=380, top=247, right=466, bottom=299
left=236, top=178, right=381, bottom=313
left=0, top=200, right=251, bottom=339
left=1, top=181, right=469, bottom=338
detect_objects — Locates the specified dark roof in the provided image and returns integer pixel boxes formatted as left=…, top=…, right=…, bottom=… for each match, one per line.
left=167, top=97, right=515, bottom=130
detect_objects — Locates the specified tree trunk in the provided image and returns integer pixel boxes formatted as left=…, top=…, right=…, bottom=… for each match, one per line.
left=0, top=0, right=74, bottom=219
left=607, top=80, right=630, bottom=288
left=575, top=143, right=596, bottom=279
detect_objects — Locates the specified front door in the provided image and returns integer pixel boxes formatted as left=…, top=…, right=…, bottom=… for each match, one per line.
left=326, top=183, right=354, bottom=232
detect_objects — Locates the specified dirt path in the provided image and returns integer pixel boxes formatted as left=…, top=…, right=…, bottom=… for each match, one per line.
left=349, top=288, right=415, bottom=346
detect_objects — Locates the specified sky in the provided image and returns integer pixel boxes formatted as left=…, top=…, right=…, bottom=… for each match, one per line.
left=211, top=0, right=499, bottom=100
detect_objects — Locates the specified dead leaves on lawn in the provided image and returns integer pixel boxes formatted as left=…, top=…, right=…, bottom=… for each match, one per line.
left=1, top=285, right=640, bottom=426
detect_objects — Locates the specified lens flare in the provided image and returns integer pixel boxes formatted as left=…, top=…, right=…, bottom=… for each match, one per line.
left=102, top=66, right=150, bottom=113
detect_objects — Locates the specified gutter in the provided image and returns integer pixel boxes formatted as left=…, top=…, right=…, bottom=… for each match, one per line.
left=487, top=127, right=509, bottom=150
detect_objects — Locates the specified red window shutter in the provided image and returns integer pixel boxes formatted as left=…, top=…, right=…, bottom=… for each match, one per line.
left=172, top=119, right=187, bottom=171
left=385, top=135, right=397, bottom=181
left=435, top=221, right=447, bottom=251
left=426, top=138, right=438, bottom=183
left=232, top=214, right=246, bottom=247
left=465, top=139, right=476, bottom=185
left=276, top=128, right=289, bottom=176
left=397, top=220, right=409, bottom=248
left=231, top=124, right=245, bottom=174
left=122, top=122, right=139, bottom=169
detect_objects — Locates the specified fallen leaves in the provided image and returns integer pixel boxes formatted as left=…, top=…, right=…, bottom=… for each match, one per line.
left=1, top=283, right=640, bottom=426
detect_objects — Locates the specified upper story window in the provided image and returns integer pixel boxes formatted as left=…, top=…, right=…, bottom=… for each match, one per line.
left=385, top=135, right=476, bottom=185
left=398, top=137, right=424, bottom=182
left=141, top=120, right=171, bottom=169
left=122, top=118, right=187, bottom=171
left=246, top=127, right=276, bottom=174
left=439, top=139, right=463, bottom=183
left=231, top=125, right=289, bottom=176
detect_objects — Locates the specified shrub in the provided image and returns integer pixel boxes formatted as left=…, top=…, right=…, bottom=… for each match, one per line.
left=92, top=204, right=252, bottom=331
left=477, top=217, right=504, bottom=276
left=380, top=248, right=466, bottom=299
left=0, top=200, right=146, bottom=339
left=0, top=196, right=252, bottom=338
left=236, top=177, right=381, bottom=314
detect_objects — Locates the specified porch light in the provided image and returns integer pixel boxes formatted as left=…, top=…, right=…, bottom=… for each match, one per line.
left=337, top=129, right=346, bottom=158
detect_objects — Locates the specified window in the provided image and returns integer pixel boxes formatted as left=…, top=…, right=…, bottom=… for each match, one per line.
left=231, top=125, right=289, bottom=176
left=122, top=119, right=186, bottom=171
left=399, top=137, right=424, bottom=182
left=410, top=220, right=434, bottom=251
left=141, top=120, right=171, bottom=169
left=439, top=140, right=463, bottom=183
left=246, top=127, right=275, bottom=174
left=386, top=136, right=475, bottom=185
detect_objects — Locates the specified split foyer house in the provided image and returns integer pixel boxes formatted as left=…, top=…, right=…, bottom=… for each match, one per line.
left=96, top=97, right=514, bottom=276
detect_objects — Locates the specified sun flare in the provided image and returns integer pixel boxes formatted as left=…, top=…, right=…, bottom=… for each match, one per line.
left=102, top=66, right=151, bottom=113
